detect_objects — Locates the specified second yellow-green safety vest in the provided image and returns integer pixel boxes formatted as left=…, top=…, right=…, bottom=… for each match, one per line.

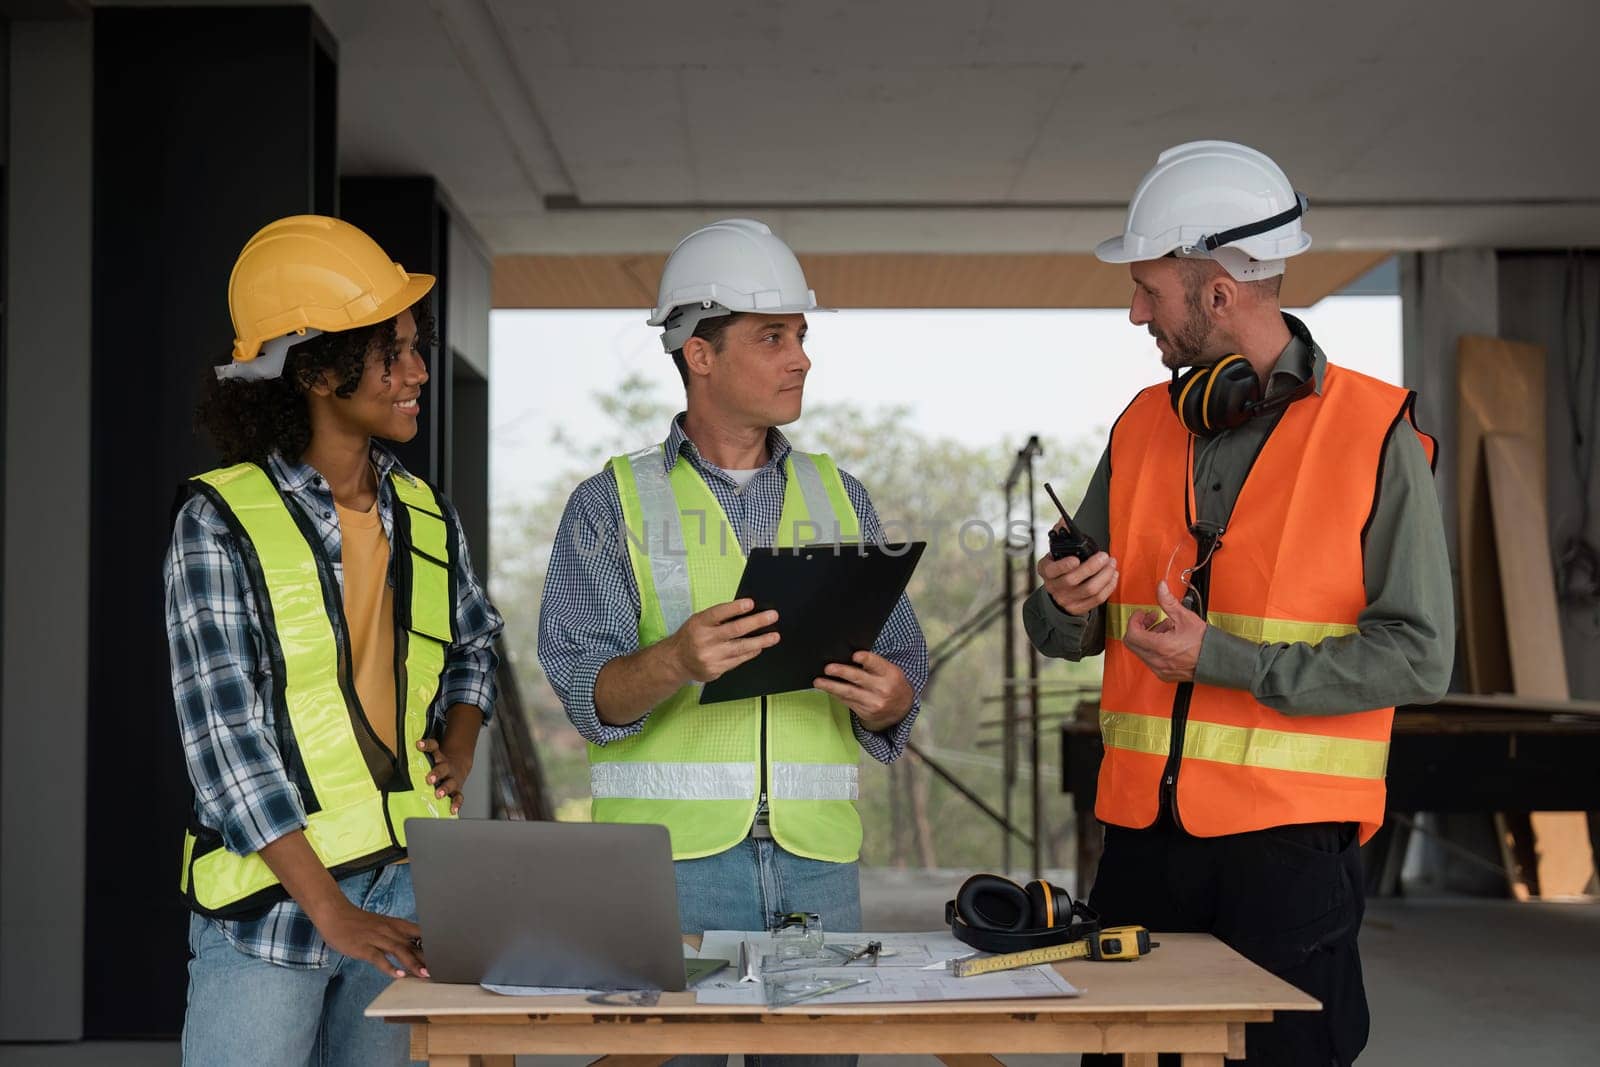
left=179, top=461, right=458, bottom=918
left=590, top=446, right=865, bottom=862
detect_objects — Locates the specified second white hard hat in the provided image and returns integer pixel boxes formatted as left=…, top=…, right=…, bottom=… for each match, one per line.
left=1095, top=141, right=1311, bottom=282
left=647, top=218, right=829, bottom=353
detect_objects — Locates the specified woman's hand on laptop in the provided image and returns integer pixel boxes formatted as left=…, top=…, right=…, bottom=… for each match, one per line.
left=262, top=832, right=430, bottom=979
left=315, top=900, right=429, bottom=980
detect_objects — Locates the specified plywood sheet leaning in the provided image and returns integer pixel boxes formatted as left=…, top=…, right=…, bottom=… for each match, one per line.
left=1483, top=434, right=1569, bottom=700
left=1456, top=336, right=1545, bottom=694
left=1483, top=432, right=1596, bottom=898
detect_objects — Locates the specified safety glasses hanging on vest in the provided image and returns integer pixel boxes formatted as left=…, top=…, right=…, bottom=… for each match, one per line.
left=1163, top=522, right=1224, bottom=617
left=1156, top=433, right=1233, bottom=618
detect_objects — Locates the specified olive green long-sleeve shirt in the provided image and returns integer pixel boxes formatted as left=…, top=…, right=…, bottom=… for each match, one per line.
left=1024, top=319, right=1454, bottom=715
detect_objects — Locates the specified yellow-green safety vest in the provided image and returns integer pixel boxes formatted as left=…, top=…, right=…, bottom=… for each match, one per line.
left=179, top=462, right=458, bottom=918
left=591, top=446, right=865, bottom=862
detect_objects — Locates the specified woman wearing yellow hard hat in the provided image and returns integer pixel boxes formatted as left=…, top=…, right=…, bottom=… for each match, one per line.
left=167, top=215, right=503, bottom=1065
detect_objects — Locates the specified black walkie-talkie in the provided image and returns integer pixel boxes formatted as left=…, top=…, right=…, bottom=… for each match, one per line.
left=1043, top=482, right=1100, bottom=563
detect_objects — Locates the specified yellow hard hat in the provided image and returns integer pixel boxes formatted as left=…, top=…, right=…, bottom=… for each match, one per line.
left=227, top=214, right=435, bottom=363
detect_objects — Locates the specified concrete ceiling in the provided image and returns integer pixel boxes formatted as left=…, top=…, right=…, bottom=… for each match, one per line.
left=96, top=0, right=1600, bottom=300
left=315, top=0, right=1600, bottom=256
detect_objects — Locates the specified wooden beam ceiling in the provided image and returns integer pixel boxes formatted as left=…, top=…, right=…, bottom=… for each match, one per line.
left=493, top=251, right=1391, bottom=311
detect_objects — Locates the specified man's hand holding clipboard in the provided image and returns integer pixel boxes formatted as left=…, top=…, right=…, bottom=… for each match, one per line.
left=696, top=542, right=926, bottom=717
left=812, top=651, right=915, bottom=730
left=667, top=595, right=912, bottom=729
left=666, top=598, right=783, bottom=683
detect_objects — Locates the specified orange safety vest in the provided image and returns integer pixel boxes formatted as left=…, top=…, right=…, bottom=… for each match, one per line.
left=1099, top=363, right=1436, bottom=843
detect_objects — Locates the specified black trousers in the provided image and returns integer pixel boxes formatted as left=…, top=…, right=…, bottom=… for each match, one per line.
left=1080, top=820, right=1369, bottom=1067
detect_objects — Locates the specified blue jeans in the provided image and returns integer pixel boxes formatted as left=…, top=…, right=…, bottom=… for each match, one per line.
left=674, top=838, right=862, bottom=935
left=674, top=839, right=861, bottom=1067
left=182, top=863, right=415, bottom=1066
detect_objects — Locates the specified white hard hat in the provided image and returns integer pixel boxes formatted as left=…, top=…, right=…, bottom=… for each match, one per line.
left=647, top=218, right=829, bottom=352
left=1095, top=141, right=1311, bottom=282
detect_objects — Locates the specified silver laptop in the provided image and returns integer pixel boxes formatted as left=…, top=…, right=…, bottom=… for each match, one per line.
left=407, top=819, right=726, bottom=990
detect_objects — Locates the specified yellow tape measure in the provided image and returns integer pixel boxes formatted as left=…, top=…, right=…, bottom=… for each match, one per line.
left=950, top=926, right=1157, bottom=978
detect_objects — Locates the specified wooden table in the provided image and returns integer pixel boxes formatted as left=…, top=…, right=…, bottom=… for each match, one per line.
left=366, top=932, right=1318, bottom=1066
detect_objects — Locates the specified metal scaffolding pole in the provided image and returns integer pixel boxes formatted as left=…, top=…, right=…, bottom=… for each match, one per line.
left=1001, top=475, right=1016, bottom=876
left=905, top=434, right=1050, bottom=876
left=1026, top=453, right=1043, bottom=876
left=1003, top=436, right=1045, bottom=877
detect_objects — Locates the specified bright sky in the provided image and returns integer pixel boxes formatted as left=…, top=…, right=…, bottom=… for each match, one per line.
left=489, top=298, right=1403, bottom=511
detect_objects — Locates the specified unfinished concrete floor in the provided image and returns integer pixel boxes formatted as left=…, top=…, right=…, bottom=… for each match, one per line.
left=4, top=872, right=1596, bottom=1066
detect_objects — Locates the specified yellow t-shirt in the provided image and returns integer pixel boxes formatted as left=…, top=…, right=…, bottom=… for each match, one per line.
left=337, top=500, right=399, bottom=775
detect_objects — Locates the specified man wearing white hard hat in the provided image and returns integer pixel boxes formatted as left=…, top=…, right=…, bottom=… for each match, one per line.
left=1025, top=143, right=1453, bottom=1065
left=539, top=221, right=927, bottom=1061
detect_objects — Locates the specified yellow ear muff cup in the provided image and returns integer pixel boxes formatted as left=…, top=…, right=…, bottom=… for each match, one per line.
left=1175, top=367, right=1210, bottom=434
left=1024, top=879, right=1076, bottom=929
left=1199, top=354, right=1246, bottom=431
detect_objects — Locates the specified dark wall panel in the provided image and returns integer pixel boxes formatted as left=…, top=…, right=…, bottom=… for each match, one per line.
left=88, top=5, right=336, bottom=1037
left=339, top=176, right=448, bottom=484
left=450, top=357, right=490, bottom=569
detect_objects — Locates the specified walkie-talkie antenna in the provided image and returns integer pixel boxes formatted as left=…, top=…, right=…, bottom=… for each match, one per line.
left=1042, top=482, right=1100, bottom=562
left=1044, top=482, right=1071, bottom=522
left=1043, top=483, right=1089, bottom=539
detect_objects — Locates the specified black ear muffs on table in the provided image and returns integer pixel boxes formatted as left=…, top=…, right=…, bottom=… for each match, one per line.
left=945, top=873, right=1100, bottom=954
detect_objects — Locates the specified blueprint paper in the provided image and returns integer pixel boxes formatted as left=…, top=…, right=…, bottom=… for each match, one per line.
left=693, top=930, right=1080, bottom=1006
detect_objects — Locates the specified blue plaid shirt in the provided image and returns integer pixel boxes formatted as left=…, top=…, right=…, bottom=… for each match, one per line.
left=165, top=445, right=503, bottom=967
left=538, top=416, right=929, bottom=764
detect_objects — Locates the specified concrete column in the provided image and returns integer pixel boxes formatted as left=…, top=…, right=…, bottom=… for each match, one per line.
left=1399, top=248, right=1500, bottom=570
left=1, top=17, right=93, bottom=1041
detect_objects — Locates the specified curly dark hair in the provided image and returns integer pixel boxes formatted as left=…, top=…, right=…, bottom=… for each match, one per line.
left=196, top=301, right=437, bottom=466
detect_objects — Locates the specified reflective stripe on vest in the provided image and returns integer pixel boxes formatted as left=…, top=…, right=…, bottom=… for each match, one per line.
left=621, top=443, right=696, bottom=637
left=1099, top=710, right=1390, bottom=780
left=1099, top=364, right=1433, bottom=843
left=1107, top=604, right=1360, bottom=647
left=594, top=446, right=865, bottom=862
left=589, top=760, right=860, bottom=802
left=771, top=761, right=861, bottom=801
left=178, top=463, right=456, bottom=917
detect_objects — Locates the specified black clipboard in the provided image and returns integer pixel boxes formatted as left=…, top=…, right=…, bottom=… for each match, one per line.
left=698, top=542, right=926, bottom=705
